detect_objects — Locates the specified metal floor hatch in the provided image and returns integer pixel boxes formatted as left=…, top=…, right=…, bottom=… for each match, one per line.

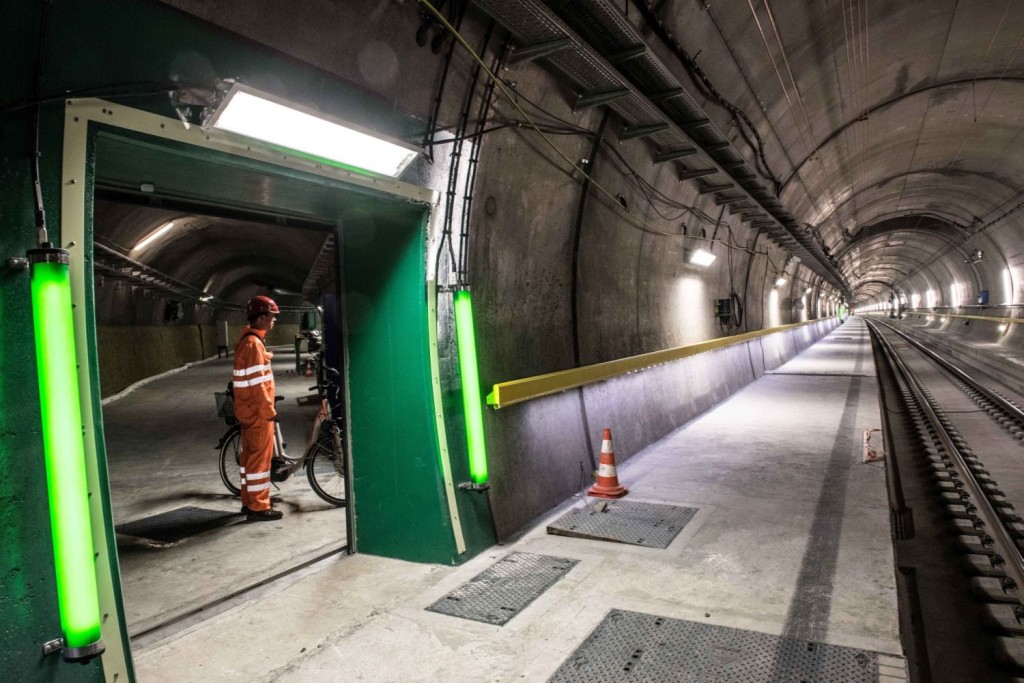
left=426, top=551, right=578, bottom=626
left=549, top=609, right=896, bottom=682
left=547, top=500, right=698, bottom=549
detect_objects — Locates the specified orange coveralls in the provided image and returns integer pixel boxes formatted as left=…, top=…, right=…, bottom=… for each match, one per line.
left=233, top=328, right=276, bottom=511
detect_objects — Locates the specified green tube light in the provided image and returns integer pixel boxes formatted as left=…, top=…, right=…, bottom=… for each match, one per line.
left=453, top=288, right=488, bottom=483
left=29, top=246, right=104, bottom=663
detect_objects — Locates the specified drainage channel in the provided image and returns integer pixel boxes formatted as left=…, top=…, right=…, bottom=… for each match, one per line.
left=129, top=545, right=347, bottom=650
left=868, top=318, right=1024, bottom=676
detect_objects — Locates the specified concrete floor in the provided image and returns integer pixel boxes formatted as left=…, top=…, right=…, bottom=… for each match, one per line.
left=102, top=347, right=346, bottom=634
left=132, top=319, right=904, bottom=681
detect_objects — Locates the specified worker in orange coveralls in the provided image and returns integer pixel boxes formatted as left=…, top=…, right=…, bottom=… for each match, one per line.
left=233, top=295, right=283, bottom=521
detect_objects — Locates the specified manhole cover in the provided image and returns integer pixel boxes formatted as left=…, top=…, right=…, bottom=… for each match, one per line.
left=549, top=610, right=887, bottom=682
left=426, top=552, right=578, bottom=625
left=116, top=506, right=241, bottom=544
left=547, top=500, right=698, bottom=549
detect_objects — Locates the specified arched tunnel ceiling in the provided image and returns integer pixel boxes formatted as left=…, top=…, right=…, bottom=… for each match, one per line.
left=498, top=0, right=1024, bottom=306
left=641, top=0, right=1024, bottom=305
left=93, top=198, right=329, bottom=307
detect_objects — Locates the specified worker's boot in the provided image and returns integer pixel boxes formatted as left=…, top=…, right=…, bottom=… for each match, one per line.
left=247, top=508, right=283, bottom=522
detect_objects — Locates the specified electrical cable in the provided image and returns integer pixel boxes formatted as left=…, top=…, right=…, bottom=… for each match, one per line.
left=630, top=0, right=783, bottom=194
left=419, top=1, right=824, bottom=301
left=30, top=0, right=53, bottom=245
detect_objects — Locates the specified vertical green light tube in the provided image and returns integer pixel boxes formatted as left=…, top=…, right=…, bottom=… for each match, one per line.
left=453, top=289, right=488, bottom=483
left=29, top=248, right=104, bottom=662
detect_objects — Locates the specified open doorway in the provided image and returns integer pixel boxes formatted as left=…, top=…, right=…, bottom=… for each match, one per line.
left=91, top=194, right=345, bottom=636
left=61, top=100, right=472, bottom=677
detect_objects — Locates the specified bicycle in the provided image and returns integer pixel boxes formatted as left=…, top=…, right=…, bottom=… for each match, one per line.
left=214, top=357, right=346, bottom=507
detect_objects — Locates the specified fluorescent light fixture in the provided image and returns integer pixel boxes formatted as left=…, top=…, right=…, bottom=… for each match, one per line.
left=775, top=276, right=787, bottom=287
left=28, top=247, right=104, bottom=663
left=132, top=221, right=175, bottom=252
left=454, top=290, right=488, bottom=483
left=1004, top=268, right=1014, bottom=305
left=689, top=248, right=716, bottom=267
left=198, top=294, right=213, bottom=302
left=999, top=323, right=1009, bottom=333
left=804, top=287, right=812, bottom=295
left=204, top=83, right=419, bottom=177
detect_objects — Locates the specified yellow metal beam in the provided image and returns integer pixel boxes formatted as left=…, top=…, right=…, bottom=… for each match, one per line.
left=487, top=319, right=827, bottom=409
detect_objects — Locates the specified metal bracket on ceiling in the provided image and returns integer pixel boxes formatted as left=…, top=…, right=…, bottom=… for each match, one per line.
left=620, top=123, right=669, bottom=141
left=715, top=195, right=748, bottom=206
left=575, top=88, right=630, bottom=110
left=678, top=168, right=717, bottom=180
left=654, top=148, right=698, bottom=163
left=506, top=38, right=572, bottom=65
left=699, top=183, right=733, bottom=195
left=606, top=45, right=647, bottom=64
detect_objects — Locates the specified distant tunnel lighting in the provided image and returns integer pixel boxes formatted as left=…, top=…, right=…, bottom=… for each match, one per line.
left=28, top=247, right=104, bottom=663
left=454, top=290, right=488, bottom=483
left=774, top=277, right=787, bottom=287
left=198, top=294, right=213, bottom=302
left=804, top=287, right=812, bottom=295
left=999, top=324, right=1009, bottom=333
left=1004, top=268, right=1014, bottom=305
left=131, top=221, right=175, bottom=252
left=949, top=283, right=959, bottom=307
left=689, top=248, right=716, bottom=267
left=204, top=84, right=419, bottom=177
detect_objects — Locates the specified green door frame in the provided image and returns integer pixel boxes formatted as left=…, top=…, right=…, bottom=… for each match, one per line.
left=60, top=98, right=468, bottom=681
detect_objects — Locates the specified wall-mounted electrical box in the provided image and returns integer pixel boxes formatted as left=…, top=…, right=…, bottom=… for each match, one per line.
left=715, top=298, right=732, bottom=322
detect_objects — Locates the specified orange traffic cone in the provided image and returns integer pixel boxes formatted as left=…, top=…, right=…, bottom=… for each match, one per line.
left=587, top=428, right=628, bottom=499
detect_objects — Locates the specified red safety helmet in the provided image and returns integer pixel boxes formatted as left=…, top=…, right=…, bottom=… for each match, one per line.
left=246, top=295, right=280, bottom=317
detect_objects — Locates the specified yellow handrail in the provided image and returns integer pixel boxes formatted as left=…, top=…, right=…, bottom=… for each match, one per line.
left=487, top=318, right=830, bottom=409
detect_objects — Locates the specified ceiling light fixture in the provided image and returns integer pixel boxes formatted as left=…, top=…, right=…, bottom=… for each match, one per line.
left=689, top=248, right=716, bottom=267
left=203, top=83, right=419, bottom=177
left=131, top=221, right=175, bottom=252
left=775, top=276, right=787, bottom=287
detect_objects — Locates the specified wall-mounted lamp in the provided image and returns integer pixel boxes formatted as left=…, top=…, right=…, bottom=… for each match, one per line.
left=203, top=82, right=419, bottom=177
left=689, top=248, right=716, bottom=267
left=774, top=276, right=787, bottom=287
left=453, top=288, right=488, bottom=484
left=131, top=220, right=175, bottom=252
left=28, top=246, right=104, bottom=663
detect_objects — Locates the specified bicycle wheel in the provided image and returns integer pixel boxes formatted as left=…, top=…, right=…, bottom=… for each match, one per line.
left=306, top=432, right=346, bottom=507
left=218, top=426, right=242, bottom=496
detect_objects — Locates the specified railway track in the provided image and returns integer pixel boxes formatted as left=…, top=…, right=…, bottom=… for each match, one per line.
left=867, top=317, right=1024, bottom=679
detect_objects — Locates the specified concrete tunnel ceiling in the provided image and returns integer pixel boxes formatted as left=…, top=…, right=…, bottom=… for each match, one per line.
left=647, top=0, right=1024, bottom=306
left=93, top=198, right=328, bottom=307
left=461, top=0, right=1024, bottom=307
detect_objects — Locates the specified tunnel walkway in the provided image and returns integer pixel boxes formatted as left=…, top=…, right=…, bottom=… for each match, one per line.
left=133, top=318, right=905, bottom=681
left=101, top=346, right=346, bottom=635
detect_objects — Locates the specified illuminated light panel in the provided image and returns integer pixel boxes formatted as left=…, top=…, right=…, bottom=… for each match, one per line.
left=925, top=290, right=936, bottom=308
left=29, top=251, right=104, bottom=660
left=205, top=84, right=419, bottom=177
left=774, top=277, right=786, bottom=287
left=999, top=324, right=1009, bottom=333
left=131, top=220, right=174, bottom=252
left=454, top=290, right=488, bottom=483
left=1005, top=268, right=1014, bottom=305
left=949, top=283, right=959, bottom=308
left=689, top=248, right=716, bottom=267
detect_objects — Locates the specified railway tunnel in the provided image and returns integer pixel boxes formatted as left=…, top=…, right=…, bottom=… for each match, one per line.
left=4, top=1, right=1024, bottom=681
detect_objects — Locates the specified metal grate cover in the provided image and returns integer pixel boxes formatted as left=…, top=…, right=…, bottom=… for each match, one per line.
left=426, top=552, right=578, bottom=625
left=550, top=610, right=881, bottom=682
left=547, top=500, right=698, bottom=549
left=115, top=506, right=240, bottom=544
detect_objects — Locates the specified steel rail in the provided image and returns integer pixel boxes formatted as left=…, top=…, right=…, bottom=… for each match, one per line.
left=873, top=317, right=1024, bottom=425
left=866, top=318, right=1024, bottom=594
